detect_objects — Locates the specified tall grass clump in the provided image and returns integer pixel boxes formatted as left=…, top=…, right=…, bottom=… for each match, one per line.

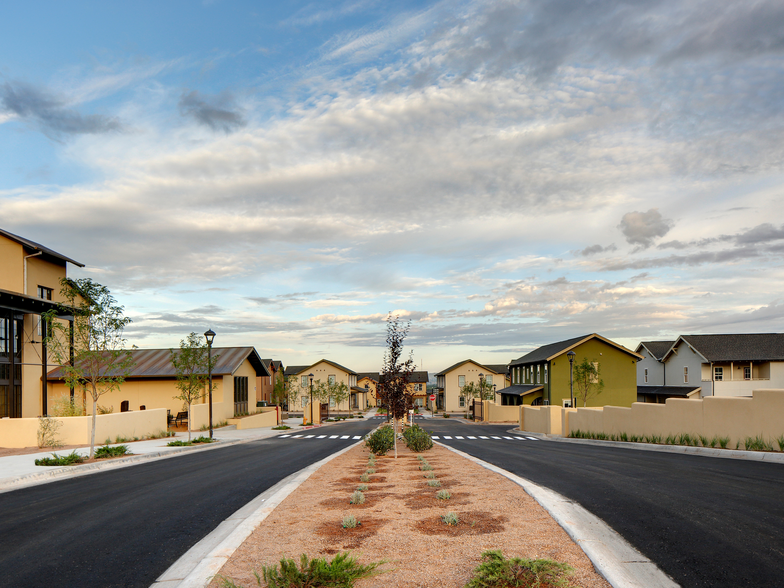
left=350, top=490, right=365, bottom=504
left=441, top=512, right=459, bottom=526
left=464, top=550, right=574, bottom=588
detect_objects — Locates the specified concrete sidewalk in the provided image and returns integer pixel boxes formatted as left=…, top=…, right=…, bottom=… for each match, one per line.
left=0, top=409, right=377, bottom=492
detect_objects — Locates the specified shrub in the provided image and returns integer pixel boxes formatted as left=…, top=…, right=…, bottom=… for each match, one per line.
left=403, top=424, right=433, bottom=452
left=436, top=490, right=451, bottom=500
left=441, top=512, right=459, bottom=526
left=168, top=440, right=192, bottom=446
left=37, top=415, right=63, bottom=449
left=360, top=473, right=370, bottom=483
left=35, top=450, right=84, bottom=466
left=464, top=550, right=574, bottom=588
left=95, top=444, right=131, bottom=458
left=272, top=425, right=291, bottom=430
left=350, top=490, right=365, bottom=504
left=366, top=468, right=376, bottom=474
left=420, top=463, right=433, bottom=471
left=357, top=484, right=368, bottom=492
left=50, top=396, right=84, bottom=417
left=97, top=404, right=114, bottom=414
left=718, top=436, right=730, bottom=449
left=443, top=413, right=450, bottom=418
left=777, top=435, right=784, bottom=452
left=709, top=436, right=719, bottom=448
left=220, top=552, right=384, bottom=588
left=365, top=426, right=395, bottom=455
left=699, top=435, right=709, bottom=447
left=342, top=515, right=359, bottom=529
left=427, top=480, right=441, bottom=487
left=744, top=436, right=774, bottom=452
left=425, top=471, right=436, bottom=479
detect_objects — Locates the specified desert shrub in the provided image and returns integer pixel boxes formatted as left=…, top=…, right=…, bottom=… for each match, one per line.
left=168, top=440, right=192, bottom=446
left=366, top=468, right=376, bottom=474
left=420, top=463, right=433, bottom=471
left=777, top=435, right=784, bottom=452
left=350, top=490, right=365, bottom=504
left=424, top=471, right=436, bottom=479
left=35, top=451, right=84, bottom=466
left=365, top=426, right=395, bottom=455
left=718, top=436, right=730, bottom=449
left=360, top=472, right=370, bottom=483
left=97, top=404, right=114, bottom=414
left=192, top=436, right=214, bottom=443
left=95, top=444, right=131, bottom=458
left=441, top=512, right=459, bottom=526
left=218, top=552, right=385, bottom=588
left=464, top=550, right=574, bottom=588
left=403, top=424, right=433, bottom=452
left=443, top=413, right=450, bottom=418
left=427, top=480, right=441, bottom=487
left=436, top=490, right=451, bottom=500
left=272, top=425, right=291, bottom=430
left=342, top=515, right=359, bottom=529
left=699, top=435, right=709, bottom=447
left=37, top=415, right=63, bottom=449
left=744, top=436, right=774, bottom=452
left=357, top=484, right=368, bottom=492
left=51, top=396, right=83, bottom=417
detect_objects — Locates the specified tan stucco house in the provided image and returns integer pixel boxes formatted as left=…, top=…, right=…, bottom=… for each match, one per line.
left=284, top=359, right=368, bottom=414
left=434, top=361, right=508, bottom=412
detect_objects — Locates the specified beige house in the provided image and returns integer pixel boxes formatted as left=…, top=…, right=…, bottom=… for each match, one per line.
left=434, top=361, right=509, bottom=412
left=285, top=360, right=369, bottom=415
left=258, top=359, right=284, bottom=405
left=357, top=372, right=380, bottom=406
left=0, top=227, right=83, bottom=418
left=48, top=347, right=270, bottom=428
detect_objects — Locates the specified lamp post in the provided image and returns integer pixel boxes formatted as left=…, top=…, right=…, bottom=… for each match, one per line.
left=493, top=384, right=497, bottom=404
left=365, top=382, right=369, bottom=410
left=309, top=373, right=314, bottom=425
left=567, top=350, right=576, bottom=409
left=477, top=373, right=484, bottom=419
left=204, top=329, right=216, bottom=439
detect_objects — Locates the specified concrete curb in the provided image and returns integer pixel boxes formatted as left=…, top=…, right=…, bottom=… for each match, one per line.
left=513, top=430, right=784, bottom=464
left=151, top=440, right=363, bottom=588
left=0, top=437, right=254, bottom=494
left=438, top=442, right=679, bottom=588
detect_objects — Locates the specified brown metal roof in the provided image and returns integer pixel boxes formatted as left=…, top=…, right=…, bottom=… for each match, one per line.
left=48, top=346, right=269, bottom=379
left=0, top=227, right=84, bottom=267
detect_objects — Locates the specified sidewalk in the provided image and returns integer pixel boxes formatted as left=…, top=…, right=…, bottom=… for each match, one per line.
left=0, top=409, right=377, bottom=492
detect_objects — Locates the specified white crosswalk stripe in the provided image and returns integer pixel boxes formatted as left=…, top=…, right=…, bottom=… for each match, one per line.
left=352, top=436, right=362, bottom=439
left=527, top=437, right=539, bottom=440
left=340, top=435, right=350, bottom=439
left=329, top=435, right=339, bottom=439
left=279, top=434, right=291, bottom=438
left=491, top=436, right=502, bottom=439
left=317, top=435, right=326, bottom=438
left=478, top=436, right=489, bottom=439
left=443, top=436, right=452, bottom=439
left=304, top=435, right=315, bottom=438
left=455, top=436, right=464, bottom=439
left=292, top=435, right=303, bottom=438
left=431, top=436, right=440, bottom=439
left=503, top=436, right=513, bottom=439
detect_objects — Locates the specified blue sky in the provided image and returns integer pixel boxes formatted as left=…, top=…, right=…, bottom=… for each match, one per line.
left=2, top=0, right=784, bottom=372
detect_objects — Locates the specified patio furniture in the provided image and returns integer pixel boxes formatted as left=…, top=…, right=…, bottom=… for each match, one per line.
left=174, top=411, right=188, bottom=427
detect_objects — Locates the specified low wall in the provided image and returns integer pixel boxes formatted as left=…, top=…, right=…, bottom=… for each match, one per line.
left=0, top=409, right=168, bottom=448
left=482, top=402, right=520, bottom=422
left=228, top=408, right=278, bottom=430
left=555, top=388, right=784, bottom=445
left=521, top=405, right=564, bottom=435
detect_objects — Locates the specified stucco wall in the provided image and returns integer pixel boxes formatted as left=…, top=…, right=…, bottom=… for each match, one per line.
left=482, top=401, right=520, bottom=422
left=228, top=407, right=278, bottom=430
left=550, top=388, right=784, bottom=446
left=0, top=236, right=24, bottom=292
left=0, top=408, right=167, bottom=448
left=521, top=405, right=564, bottom=435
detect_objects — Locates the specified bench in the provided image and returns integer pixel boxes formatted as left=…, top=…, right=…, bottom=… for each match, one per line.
left=174, top=411, right=188, bottom=427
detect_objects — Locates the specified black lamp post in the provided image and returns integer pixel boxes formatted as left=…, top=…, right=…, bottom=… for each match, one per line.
left=204, top=328, right=216, bottom=439
left=567, top=350, right=576, bottom=409
left=493, top=383, right=497, bottom=404
left=308, top=373, right=314, bottom=425
left=365, top=382, right=369, bottom=409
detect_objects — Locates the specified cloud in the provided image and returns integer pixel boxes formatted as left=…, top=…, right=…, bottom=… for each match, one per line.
left=618, top=209, right=674, bottom=249
left=579, top=244, right=617, bottom=257
left=178, top=90, right=246, bottom=132
left=0, top=81, right=121, bottom=137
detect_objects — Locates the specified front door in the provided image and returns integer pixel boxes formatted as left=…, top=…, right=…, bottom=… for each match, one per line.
left=0, top=316, right=23, bottom=418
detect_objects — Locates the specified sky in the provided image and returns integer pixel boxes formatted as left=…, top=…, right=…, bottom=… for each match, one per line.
left=2, top=0, right=784, bottom=373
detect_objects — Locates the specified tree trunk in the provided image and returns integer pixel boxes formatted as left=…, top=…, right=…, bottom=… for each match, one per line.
left=90, top=396, right=97, bottom=459
left=187, top=403, right=192, bottom=442
left=394, top=416, right=398, bottom=459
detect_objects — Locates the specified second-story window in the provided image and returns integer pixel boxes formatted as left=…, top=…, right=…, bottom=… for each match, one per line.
left=458, top=375, right=465, bottom=387
left=644, top=369, right=648, bottom=383
left=301, top=375, right=308, bottom=387
left=328, top=374, right=336, bottom=385
left=714, top=367, right=723, bottom=381
left=543, top=366, right=548, bottom=384
left=486, top=374, right=493, bottom=386
left=37, top=286, right=52, bottom=300
left=684, top=367, right=689, bottom=383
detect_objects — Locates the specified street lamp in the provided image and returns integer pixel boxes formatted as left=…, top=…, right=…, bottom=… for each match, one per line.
left=493, top=384, right=497, bottom=404
left=204, top=328, right=216, bottom=439
left=365, top=382, right=369, bottom=409
left=309, top=373, right=314, bottom=425
left=567, top=350, right=576, bottom=409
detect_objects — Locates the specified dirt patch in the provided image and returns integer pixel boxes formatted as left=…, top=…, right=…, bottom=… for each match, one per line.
left=210, top=443, right=611, bottom=588
left=415, top=510, right=507, bottom=536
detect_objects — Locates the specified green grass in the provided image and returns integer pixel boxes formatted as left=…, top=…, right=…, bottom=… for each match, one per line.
left=219, top=552, right=385, bottom=588
left=167, top=440, right=192, bottom=446
left=272, top=425, right=291, bottom=430
left=95, top=444, right=132, bottom=458
left=35, top=450, right=84, bottom=466
left=464, top=550, right=574, bottom=588
left=191, top=436, right=214, bottom=443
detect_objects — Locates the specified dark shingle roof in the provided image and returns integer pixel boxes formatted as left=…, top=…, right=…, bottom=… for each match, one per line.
left=435, top=360, right=507, bottom=377
left=284, top=359, right=357, bottom=376
left=484, top=365, right=508, bottom=375
left=497, top=384, right=543, bottom=396
left=637, top=341, right=675, bottom=361
left=0, top=227, right=84, bottom=267
left=510, top=334, right=641, bottom=366
left=48, top=347, right=269, bottom=379
left=284, top=365, right=310, bottom=376
left=409, top=371, right=429, bottom=383
left=675, top=334, right=784, bottom=362
left=357, top=372, right=380, bottom=381
left=637, top=385, right=701, bottom=398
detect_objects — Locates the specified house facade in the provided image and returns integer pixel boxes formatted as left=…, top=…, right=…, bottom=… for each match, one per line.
left=434, top=361, right=508, bottom=412
left=0, top=228, right=83, bottom=418
left=285, top=360, right=367, bottom=413
left=48, top=347, right=270, bottom=424
left=258, top=359, right=284, bottom=405
left=503, top=334, right=641, bottom=408
left=357, top=372, right=379, bottom=406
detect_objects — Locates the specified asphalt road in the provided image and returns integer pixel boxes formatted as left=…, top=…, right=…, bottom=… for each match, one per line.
left=0, top=419, right=375, bottom=588
left=421, top=418, right=784, bottom=588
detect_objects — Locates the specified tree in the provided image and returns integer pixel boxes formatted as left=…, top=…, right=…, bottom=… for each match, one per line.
left=44, top=278, right=135, bottom=459
left=573, top=358, right=604, bottom=407
left=271, top=372, right=287, bottom=407
left=170, top=332, right=218, bottom=442
left=379, top=314, right=417, bottom=459
left=284, top=376, right=300, bottom=412
left=328, top=380, right=350, bottom=414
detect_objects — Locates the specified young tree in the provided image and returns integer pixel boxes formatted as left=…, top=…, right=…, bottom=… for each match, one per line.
left=379, top=314, right=417, bottom=459
left=329, top=380, right=350, bottom=414
left=573, top=358, right=604, bottom=407
left=271, top=372, right=287, bottom=407
left=284, top=376, right=300, bottom=412
left=44, top=278, right=135, bottom=459
left=170, top=332, right=219, bottom=442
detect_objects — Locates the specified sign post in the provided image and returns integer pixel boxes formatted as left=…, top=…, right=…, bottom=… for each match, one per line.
left=429, top=393, right=436, bottom=416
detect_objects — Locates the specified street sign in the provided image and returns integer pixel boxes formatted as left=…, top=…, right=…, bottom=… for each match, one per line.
left=429, top=394, right=435, bottom=401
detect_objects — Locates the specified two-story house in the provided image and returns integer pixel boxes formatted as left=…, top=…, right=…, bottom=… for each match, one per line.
left=634, top=340, right=701, bottom=403
left=0, top=228, right=83, bottom=418
left=434, top=361, right=508, bottom=412
left=502, top=334, right=641, bottom=407
left=258, top=359, right=285, bottom=405
left=285, top=360, right=367, bottom=413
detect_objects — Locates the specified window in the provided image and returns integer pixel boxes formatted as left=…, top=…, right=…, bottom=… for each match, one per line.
left=714, top=367, right=723, bottom=381
left=37, top=286, right=52, bottom=300
left=328, top=374, right=336, bottom=385
left=535, top=365, right=539, bottom=384
left=301, top=375, right=308, bottom=387
left=414, top=383, right=423, bottom=392
left=683, top=367, right=689, bottom=383
left=458, top=375, right=465, bottom=387
left=459, top=396, right=465, bottom=407
left=329, top=395, right=335, bottom=407
left=543, top=366, right=548, bottom=384
left=744, top=366, right=751, bottom=380
left=644, top=368, right=649, bottom=383
left=485, top=374, right=493, bottom=386
left=302, top=396, right=309, bottom=406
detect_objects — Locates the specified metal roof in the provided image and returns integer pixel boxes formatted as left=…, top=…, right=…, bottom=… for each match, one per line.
left=357, top=372, right=379, bottom=381
left=667, top=334, right=784, bottom=362
left=0, top=227, right=84, bottom=267
left=48, top=346, right=269, bottom=379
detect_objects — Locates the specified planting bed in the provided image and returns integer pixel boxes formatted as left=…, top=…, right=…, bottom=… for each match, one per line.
left=210, top=443, right=610, bottom=588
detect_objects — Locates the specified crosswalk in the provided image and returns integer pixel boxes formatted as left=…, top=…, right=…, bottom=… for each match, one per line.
left=432, top=435, right=540, bottom=442
left=278, top=434, right=363, bottom=440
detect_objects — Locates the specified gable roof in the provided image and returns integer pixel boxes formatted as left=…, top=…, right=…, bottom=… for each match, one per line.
left=435, top=360, right=507, bottom=377
left=0, top=227, right=84, bottom=267
left=48, top=346, right=270, bottom=380
left=261, top=359, right=284, bottom=373
left=665, top=334, right=784, bottom=362
left=285, top=359, right=357, bottom=376
left=510, top=334, right=642, bottom=366
left=284, top=365, right=310, bottom=376
left=636, top=341, right=676, bottom=361
left=357, top=372, right=380, bottom=382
